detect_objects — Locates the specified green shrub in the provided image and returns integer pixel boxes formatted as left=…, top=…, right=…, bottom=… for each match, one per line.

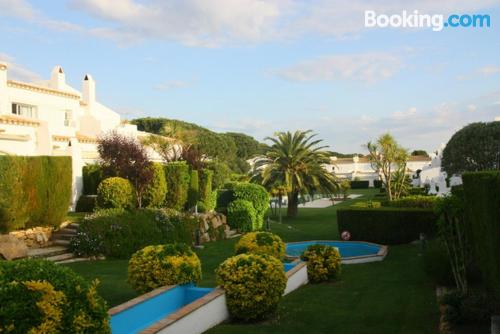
left=216, top=188, right=235, bottom=213
left=350, top=200, right=382, bottom=208
left=408, top=187, right=428, bottom=196
left=75, top=195, right=97, bottom=212
left=164, top=162, right=190, bottom=210
left=216, top=254, right=286, bottom=321
left=128, top=243, right=202, bottom=293
left=385, top=195, right=437, bottom=209
left=0, top=259, right=109, bottom=333
left=235, top=232, right=285, bottom=259
left=423, top=241, right=454, bottom=286
left=70, top=209, right=196, bottom=258
left=142, top=163, right=167, bottom=208
left=197, top=191, right=217, bottom=213
left=227, top=199, right=257, bottom=232
left=462, top=171, right=500, bottom=299
left=187, top=169, right=199, bottom=210
left=301, top=244, right=342, bottom=283
left=373, top=179, right=383, bottom=188
left=199, top=169, right=213, bottom=202
left=82, top=163, right=103, bottom=195
left=96, top=177, right=135, bottom=210
left=233, top=182, right=269, bottom=230
left=350, top=180, right=369, bottom=189
left=337, top=207, right=437, bottom=244
left=440, top=290, right=496, bottom=324
left=0, top=156, right=72, bottom=233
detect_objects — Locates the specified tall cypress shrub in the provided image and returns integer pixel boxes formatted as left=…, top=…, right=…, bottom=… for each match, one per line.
left=164, top=162, right=190, bottom=210
left=0, top=157, right=28, bottom=232
left=187, top=169, right=199, bottom=210
left=199, top=169, right=213, bottom=203
left=142, top=163, right=167, bottom=208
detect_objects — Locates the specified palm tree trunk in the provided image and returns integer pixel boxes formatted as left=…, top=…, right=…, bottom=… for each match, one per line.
left=287, top=191, right=299, bottom=217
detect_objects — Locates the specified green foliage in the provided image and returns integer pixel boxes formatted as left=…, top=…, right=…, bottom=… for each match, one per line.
left=82, top=163, right=103, bottom=195
left=338, top=180, right=350, bottom=199
left=205, top=161, right=231, bottom=190
left=187, top=169, right=199, bottom=210
left=373, top=179, right=383, bottom=188
left=0, top=259, right=109, bottom=333
left=96, top=177, right=135, bottom=210
left=216, top=254, right=287, bottom=321
left=411, top=150, right=429, bottom=157
left=462, top=171, right=500, bottom=299
left=337, top=207, right=437, bottom=244
left=0, top=156, right=72, bottom=233
left=164, top=162, right=190, bottom=210
left=442, top=121, right=500, bottom=176
left=142, top=163, right=167, bottom=208
left=423, top=241, right=454, bottom=286
left=350, top=200, right=381, bottom=208
left=301, top=245, right=342, bottom=283
left=349, top=180, right=369, bottom=189
left=128, top=243, right=202, bottom=293
left=227, top=199, right=257, bottom=232
left=385, top=195, right=437, bottom=209
left=440, top=290, right=496, bottom=324
left=199, top=169, right=213, bottom=203
left=216, top=189, right=235, bottom=213
left=75, top=195, right=97, bottom=213
left=233, top=182, right=269, bottom=230
left=235, top=232, right=286, bottom=259
left=70, top=209, right=197, bottom=259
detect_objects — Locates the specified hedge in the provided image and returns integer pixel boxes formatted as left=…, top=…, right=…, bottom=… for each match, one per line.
left=142, top=163, right=167, bottom=208
left=385, top=195, right=438, bottom=209
left=216, top=189, right=235, bottom=212
left=373, top=180, right=383, bottom=188
left=337, top=207, right=437, bottom=244
left=462, top=171, right=500, bottom=299
left=199, top=169, right=213, bottom=203
left=350, top=180, right=370, bottom=189
left=75, top=195, right=97, bottom=212
left=187, top=169, right=199, bottom=210
left=82, top=163, right=103, bottom=195
left=0, top=156, right=72, bottom=233
left=233, top=183, right=269, bottom=230
left=164, top=162, right=190, bottom=210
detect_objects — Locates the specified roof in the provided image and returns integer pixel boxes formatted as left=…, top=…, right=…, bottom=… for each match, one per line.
left=0, top=114, right=40, bottom=127
left=332, top=155, right=431, bottom=165
left=7, top=80, right=80, bottom=100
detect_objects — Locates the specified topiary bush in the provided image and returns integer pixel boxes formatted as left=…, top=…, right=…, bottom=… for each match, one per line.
left=300, top=244, right=342, bottom=283
left=128, top=243, right=202, bottom=293
left=164, top=162, right=190, bottom=210
left=235, top=232, right=285, bottom=259
left=142, top=163, right=167, bottom=208
left=385, top=195, right=437, bottom=209
left=233, top=183, right=269, bottom=230
left=96, top=177, right=135, bottom=210
left=0, top=259, right=109, bottom=333
left=227, top=199, right=257, bottom=232
left=216, top=253, right=287, bottom=321
left=186, top=169, right=199, bottom=210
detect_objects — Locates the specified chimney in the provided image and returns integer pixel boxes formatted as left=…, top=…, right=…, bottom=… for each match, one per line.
left=0, top=63, right=7, bottom=115
left=50, top=65, right=65, bottom=90
left=0, top=62, right=7, bottom=86
left=82, top=74, right=95, bottom=105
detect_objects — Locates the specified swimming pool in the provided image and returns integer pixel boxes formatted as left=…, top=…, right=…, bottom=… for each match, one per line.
left=286, top=241, right=387, bottom=263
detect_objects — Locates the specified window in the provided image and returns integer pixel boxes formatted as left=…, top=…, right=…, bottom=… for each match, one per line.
left=11, top=103, right=37, bottom=118
left=64, top=110, right=72, bottom=127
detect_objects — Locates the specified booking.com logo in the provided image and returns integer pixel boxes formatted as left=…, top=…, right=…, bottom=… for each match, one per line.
left=365, top=10, right=491, bottom=31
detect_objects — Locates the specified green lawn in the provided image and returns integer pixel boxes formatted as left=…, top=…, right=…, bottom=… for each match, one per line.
left=66, top=188, right=439, bottom=333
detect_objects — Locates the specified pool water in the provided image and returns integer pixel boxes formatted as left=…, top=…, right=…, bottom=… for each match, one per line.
left=286, top=241, right=381, bottom=258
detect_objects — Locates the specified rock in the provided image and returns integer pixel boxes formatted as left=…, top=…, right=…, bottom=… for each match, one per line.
left=0, top=235, right=28, bottom=260
left=211, top=217, right=222, bottom=228
left=200, top=233, right=211, bottom=243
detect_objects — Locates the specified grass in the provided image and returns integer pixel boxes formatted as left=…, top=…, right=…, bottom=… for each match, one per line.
left=66, top=188, right=440, bottom=333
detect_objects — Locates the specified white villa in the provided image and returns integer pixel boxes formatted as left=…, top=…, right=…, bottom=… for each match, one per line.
left=0, top=63, right=160, bottom=208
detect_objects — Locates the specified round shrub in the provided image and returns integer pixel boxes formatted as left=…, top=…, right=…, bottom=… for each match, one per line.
left=142, top=163, right=167, bottom=208
left=0, top=259, right=109, bottom=333
left=233, top=183, right=270, bottom=230
left=300, top=245, right=342, bottom=283
left=227, top=199, right=257, bottom=232
left=96, top=177, right=134, bottom=209
left=128, top=243, right=202, bottom=293
left=216, top=253, right=286, bottom=321
left=235, top=232, right=285, bottom=259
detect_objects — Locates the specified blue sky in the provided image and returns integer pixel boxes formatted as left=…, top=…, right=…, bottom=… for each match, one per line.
left=1, top=0, right=500, bottom=153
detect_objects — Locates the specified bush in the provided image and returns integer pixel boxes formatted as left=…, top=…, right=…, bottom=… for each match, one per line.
left=164, top=162, right=190, bottom=210
left=440, top=290, right=496, bottom=324
left=337, top=207, right=437, bottom=244
left=235, top=232, right=285, bottom=259
left=82, top=164, right=103, bottom=195
left=300, top=244, right=342, bottom=283
left=128, top=243, right=202, bottom=294
left=186, top=169, right=199, bottom=210
left=216, top=254, right=286, bottom=321
left=462, top=171, right=500, bottom=299
left=423, top=241, right=454, bottom=286
left=142, top=163, right=167, bottom=208
left=216, top=188, right=235, bottom=213
left=373, top=179, right=383, bottom=188
left=70, top=209, right=196, bottom=258
left=227, top=199, right=257, bottom=232
left=350, top=200, right=382, bottom=208
left=75, top=195, right=97, bottom=212
left=0, top=156, right=72, bottom=233
left=96, top=177, right=135, bottom=210
left=199, top=169, right=213, bottom=202
left=0, top=259, right=109, bottom=333
left=350, top=180, right=369, bottom=189
left=385, top=195, right=437, bottom=209
left=233, top=183, right=269, bottom=230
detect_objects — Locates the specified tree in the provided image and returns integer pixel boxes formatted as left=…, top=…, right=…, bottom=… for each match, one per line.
left=141, top=134, right=182, bottom=162
left=411, top=150, right=429, bottom=157
left=442, top=121, right=500, bottom=176
left=97, top=132, right=153, bottom=208
left=252, top=130, right=338, bottom=217
left=367, top=133, right=409, bottom=201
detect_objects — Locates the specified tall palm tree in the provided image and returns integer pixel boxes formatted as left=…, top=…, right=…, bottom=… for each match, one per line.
left=252, top=130, right=338, bottom=217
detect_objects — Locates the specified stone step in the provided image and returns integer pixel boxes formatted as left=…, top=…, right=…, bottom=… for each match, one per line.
left=56, top=257, right=91, bottom=265
left=225, top=230, right=241, bottom=239
left=53, top=239, right=70, bottom=246
left=27, top=246, right=68, bottom=258
left=51, top=233, right=75, bottom=241
left=45, top=252, right=76, bottom=262
left=54, top=227, right=78, bottom=234
left=68, top=222, right=80, bottom=228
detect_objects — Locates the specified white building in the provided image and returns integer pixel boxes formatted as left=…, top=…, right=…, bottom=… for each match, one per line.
left=0, top=63, right=159, bottom=209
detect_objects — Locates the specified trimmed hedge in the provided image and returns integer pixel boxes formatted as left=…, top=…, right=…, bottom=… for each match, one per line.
left=199, top=169, right=214, bottom=210
left=235, top=232, right=285, bottom=259
left=385, top=195, right=437, bottom=209
left=227, top=199, right=256, bottom=232
left=96, top=177, right=135, bottom=210
left=0, top=156, right=72, bottom=233
left=187, top=169, right=199, bottom=210
left=373, top=179, right=383, bottom=188
left=350, top=180, right=370, bottom=189
left=233, top=183, right=269, bottom=230
left=75, top=195, right=97, bottom=212
left=164, top=162, right=190, bottom=210
left=142, top=163, right=167, bottom=208
left=462, top=171, right=500, bottom=299
left=337, top=207, right=437, bottom=244
left=82, top=163, right=103, bottom=195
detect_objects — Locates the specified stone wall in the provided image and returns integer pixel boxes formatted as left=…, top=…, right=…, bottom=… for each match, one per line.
left=9, top=226, right=53, bottom=248
left=197, top=212, right=229, bottom=243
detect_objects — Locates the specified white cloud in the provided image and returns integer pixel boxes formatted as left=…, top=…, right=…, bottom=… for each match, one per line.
left=0, top=0, right=37, bottom=19
left=0, top=52, right=41, bottom=82
left=477, top=65, right=500, bottom=76
left=272, top=52, right=403, bottom=83
left=154, top=80, right=190, bottom=91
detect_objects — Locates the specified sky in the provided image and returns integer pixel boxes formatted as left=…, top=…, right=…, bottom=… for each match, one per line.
left=1, top=0, right=500, bottom=153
